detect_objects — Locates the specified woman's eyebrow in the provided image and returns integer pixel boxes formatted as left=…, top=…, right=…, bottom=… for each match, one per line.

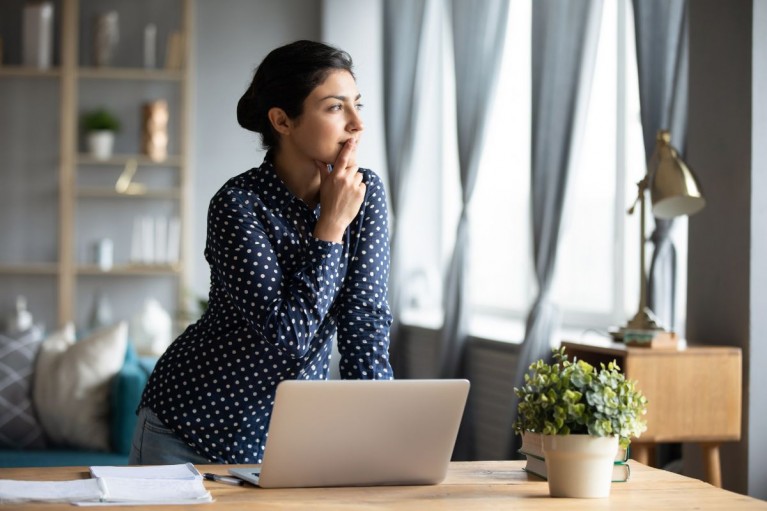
left=319, top=93, right=362, bottom=102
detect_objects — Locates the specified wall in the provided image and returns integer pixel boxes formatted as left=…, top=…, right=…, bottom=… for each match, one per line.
left=191, top=0, right=321, bottom=298
left=686, top=0, right=767, bottom=498
left=749, top=0, right=767, bottom=497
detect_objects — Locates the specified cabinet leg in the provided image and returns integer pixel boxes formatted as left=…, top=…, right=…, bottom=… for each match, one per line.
left=700, top=442, right=722, bottom=487
left=632, top=443, right=653, bottom=466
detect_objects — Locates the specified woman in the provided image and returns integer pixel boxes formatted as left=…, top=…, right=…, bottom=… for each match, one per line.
left=130, top=40, right=393, bottom=465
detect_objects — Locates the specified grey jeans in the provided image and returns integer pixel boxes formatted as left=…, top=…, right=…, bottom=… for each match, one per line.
left=129, top=407, right=210, bottom=465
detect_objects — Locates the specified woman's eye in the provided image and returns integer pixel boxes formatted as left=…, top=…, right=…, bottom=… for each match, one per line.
left=355, top=103, right=365, bottom=111
left=329, top=104, right=342, bottom=112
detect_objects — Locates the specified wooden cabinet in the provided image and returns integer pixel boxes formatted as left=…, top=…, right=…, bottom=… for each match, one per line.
left=561, top=339, right=742, bottom=487
left=0, top=0, right=192, bottom=332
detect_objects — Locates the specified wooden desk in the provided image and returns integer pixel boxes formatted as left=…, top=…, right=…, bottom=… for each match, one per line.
left=562, top=340, right=742, bottom=488
left=2, top=461, right=765, bottom=510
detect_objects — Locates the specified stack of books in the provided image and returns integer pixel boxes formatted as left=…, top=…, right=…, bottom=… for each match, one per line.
left=519, top=433, right=631, bottom=482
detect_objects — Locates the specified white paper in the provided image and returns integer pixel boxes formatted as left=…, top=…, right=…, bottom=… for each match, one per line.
left=0, top=479, right=102, bottom=503
left=89, top=463, right=201, bottom=480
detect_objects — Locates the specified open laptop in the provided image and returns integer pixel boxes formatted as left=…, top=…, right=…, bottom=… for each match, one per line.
left=229, top=379, right=470, bottom=488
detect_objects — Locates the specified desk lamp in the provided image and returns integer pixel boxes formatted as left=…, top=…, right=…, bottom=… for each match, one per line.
left=619, top=130, right=705, bottom=339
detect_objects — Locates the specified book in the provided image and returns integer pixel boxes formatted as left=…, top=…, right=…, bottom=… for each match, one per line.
left=89, top=462, right=201, bottom=480
left=522, top=453, right=631, bottom=482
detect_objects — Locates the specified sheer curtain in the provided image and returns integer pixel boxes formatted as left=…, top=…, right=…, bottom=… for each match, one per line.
left=509, top=0, right=604, bottom=458
left=438, top=0, right=509, bottom=380
left=383, top=0, right=428, bottom=376
left=632, top=0, right=689, bottom=331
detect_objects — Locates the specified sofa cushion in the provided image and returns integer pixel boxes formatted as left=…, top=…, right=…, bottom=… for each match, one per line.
left=110, top=344, right=150, bottom=456
left=34, top=322, right=128, bottom=451
left=0, top=326, right=47, bottom=449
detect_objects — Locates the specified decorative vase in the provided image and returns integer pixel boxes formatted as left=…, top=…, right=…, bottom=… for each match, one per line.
left=22, top=1, right=54, bottom=69
left=129, top=298, right=172, bottom=356
left=142, top=100, right=168, bottom=162
left=94, top=11, right=119, bottom=67
left=542, top=434, right=618, bottom=498
left=87, top=130, right=114, bottom=160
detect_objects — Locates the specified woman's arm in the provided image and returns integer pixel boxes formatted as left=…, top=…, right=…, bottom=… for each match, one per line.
left=334, top=171, right=394, bottom=379
left=206, top=186, right=344, bottom=358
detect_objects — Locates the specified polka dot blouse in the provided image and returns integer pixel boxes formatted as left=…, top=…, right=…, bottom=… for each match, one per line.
left=139, top=157, right=394, bottom=463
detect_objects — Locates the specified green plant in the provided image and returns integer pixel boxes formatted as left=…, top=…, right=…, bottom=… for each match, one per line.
left=82, top=108, right=120, bottom=132
left=513, top=347, right=648, bottom=449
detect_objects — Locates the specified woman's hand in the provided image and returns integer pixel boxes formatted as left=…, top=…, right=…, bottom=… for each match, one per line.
left=313, top=138, right=366, bottom=243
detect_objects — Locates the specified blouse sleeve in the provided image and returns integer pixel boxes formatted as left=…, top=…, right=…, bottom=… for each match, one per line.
left=206, top=186, right=345, bottom=358
left=333, top=171, right=394, bottom=380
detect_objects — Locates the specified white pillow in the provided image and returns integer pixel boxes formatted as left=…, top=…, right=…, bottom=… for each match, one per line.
left=33, top=322, right=127, bottom=451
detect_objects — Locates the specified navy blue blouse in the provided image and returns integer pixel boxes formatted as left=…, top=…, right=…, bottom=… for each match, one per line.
left=139, top=158, right=393, bottom=463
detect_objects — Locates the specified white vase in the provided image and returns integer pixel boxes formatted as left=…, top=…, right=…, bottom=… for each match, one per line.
left=87, top=130, right=115, bottom=160
left=130, top=298, right=172, bottom=356
left=542, top=434, right=618, bottom=498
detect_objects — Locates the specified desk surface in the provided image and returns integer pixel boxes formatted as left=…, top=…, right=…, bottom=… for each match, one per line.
left=2, top=461, right=765, bottom=510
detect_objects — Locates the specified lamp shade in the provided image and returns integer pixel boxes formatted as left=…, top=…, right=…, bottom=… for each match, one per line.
left=649, top=130, right=705, bottom=219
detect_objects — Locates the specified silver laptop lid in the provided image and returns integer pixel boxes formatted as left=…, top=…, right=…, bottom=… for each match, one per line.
left=236, top=379, right=469, bottom=488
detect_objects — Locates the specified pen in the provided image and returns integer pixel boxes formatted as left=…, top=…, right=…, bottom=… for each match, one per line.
left=203, top=472, right=245, bottom=486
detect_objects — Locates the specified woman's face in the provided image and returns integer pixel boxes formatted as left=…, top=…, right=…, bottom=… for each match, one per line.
left=286, top=69, right=364, bottom=165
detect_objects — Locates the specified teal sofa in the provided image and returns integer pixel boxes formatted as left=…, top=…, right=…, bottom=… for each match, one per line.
left=0, top=346, right=155, bottom=467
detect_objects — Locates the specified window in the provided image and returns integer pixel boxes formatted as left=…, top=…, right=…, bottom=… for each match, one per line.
left=401, top=0, right=688, bottom=340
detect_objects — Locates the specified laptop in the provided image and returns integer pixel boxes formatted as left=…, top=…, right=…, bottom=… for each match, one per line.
left=229, top=379, right=470, bottom=488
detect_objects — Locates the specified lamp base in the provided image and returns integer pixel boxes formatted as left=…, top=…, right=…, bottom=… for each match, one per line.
left=608, top=307, right=664, bottom=342
left=624, top=306, right=664, bottom=331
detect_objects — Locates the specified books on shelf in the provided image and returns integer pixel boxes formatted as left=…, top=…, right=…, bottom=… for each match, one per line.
left=519, top=432, right=631, bottom=482
left=0, top=463, right=212, bottom=505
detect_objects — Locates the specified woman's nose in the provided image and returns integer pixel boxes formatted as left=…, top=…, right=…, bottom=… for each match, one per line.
left=348, top=110, right=364, bottom=133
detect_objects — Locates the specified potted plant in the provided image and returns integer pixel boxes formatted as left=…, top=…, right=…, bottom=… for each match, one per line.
left=82, top=108, right=120, bottom=160
left=513, top=347, right=648, bottom=498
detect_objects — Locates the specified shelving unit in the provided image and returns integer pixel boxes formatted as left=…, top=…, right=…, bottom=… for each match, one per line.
left=0, top=0, right=192, bottom=331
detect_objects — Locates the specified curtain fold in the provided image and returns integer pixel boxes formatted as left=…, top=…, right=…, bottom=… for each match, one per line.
left=439, top=0, right=509, bottom=380
left=508, top=0, right=603, bottom=459
left=439, top=0, right=508, bottom=461
left=383, top=0, right=428, bottom=376
left=632, top=0, right=689, bottom=331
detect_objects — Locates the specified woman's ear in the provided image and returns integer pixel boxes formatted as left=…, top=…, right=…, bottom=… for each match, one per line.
left=267, top=107, right=291, bottom=136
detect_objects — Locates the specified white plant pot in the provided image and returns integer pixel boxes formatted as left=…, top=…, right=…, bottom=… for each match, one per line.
left=87, top=130, right=115, bottom=160
left=542, top=434, right=618, bottom=498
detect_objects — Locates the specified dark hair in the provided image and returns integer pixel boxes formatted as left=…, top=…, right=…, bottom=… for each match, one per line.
left=237, top=40, right=355, bottom=150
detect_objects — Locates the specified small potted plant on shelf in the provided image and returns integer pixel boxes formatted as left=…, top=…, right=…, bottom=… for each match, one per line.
left=82, top=108, right=120, bottom=160
left=513, top=347, right=648, bottom=498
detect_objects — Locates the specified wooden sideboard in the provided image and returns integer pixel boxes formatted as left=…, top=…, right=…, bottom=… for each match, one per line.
left=562, top=339, right=742, bottom=487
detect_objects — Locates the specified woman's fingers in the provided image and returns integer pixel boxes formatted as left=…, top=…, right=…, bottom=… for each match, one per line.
left=333, top=138, right=356, bottom=175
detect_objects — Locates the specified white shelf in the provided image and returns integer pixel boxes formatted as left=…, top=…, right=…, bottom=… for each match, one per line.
left=77, top=264, right=182, bottom=276
left=77, top=187, right=181, bottom=199
left=0, top=66, right=61, bottom=78
left=0, top=263, right=59, bottom=275
left=77, top=154, right=183, bottom=167
left=77, top=67, right=183, bottom=81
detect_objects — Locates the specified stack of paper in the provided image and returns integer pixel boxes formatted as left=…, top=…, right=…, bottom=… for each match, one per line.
left=0, top=464, right=212, bottom=505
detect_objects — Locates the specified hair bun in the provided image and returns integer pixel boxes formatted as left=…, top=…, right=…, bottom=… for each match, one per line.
left=237, top=92, right=259, bottom=133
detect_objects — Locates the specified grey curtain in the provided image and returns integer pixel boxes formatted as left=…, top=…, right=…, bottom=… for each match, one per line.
left=509, top=0, right=603, bottom=458
left=438, top=0, right=509, bottom=380
left=383, top=0, right=428, bottom=376
left=633, top=0, right=689, bottom=331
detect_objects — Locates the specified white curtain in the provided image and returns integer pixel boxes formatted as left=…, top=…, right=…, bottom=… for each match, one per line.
left=509, top=0, right=604, bottom=458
